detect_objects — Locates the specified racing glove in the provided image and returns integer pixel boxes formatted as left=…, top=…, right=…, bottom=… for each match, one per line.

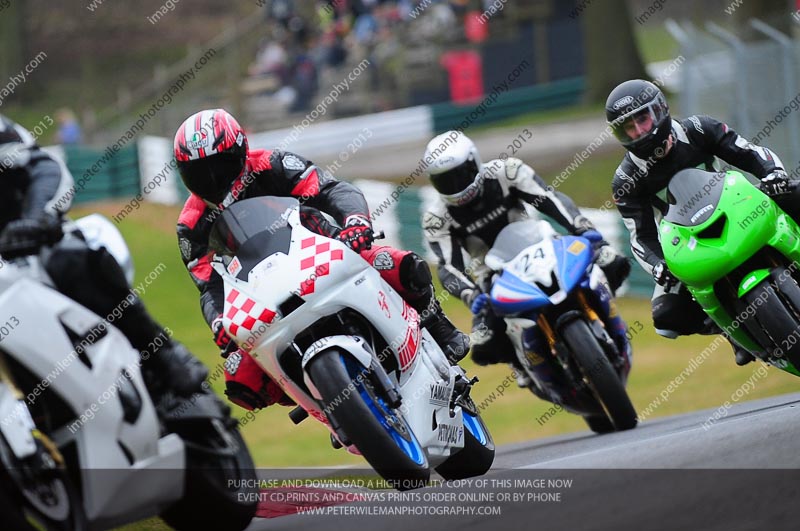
left=652, top=260, right=678, bottom=289
left=0, top=214, right=64, bottom=259
left=211, top=315, right=238, bottom=357
left=760, top=170, right=793, bottom=197
left=573, top=215, right=597, bottom=235
left=337, top=214, right=374, bottom=252
left=596, top=246, right=631, bottom=294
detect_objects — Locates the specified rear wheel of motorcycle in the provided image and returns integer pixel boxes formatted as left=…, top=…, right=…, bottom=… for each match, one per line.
left=160, top=415, right=257, bottom=531
left=562, top=319, right=637, bottom=431
left=309, top=349, right=430, bottom=489
left=435, top=407, right=495, bottom=480
left=744, top=280, right=800, bottom=368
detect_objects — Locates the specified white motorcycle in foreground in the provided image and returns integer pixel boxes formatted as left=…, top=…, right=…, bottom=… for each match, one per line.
left=0, top=215, right=257, bottom=530
left=210, top=197, right=494, bottom=488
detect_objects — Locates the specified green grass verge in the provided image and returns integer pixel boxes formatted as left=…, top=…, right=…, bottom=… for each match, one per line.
left=72, top=202, right=799, bottom=530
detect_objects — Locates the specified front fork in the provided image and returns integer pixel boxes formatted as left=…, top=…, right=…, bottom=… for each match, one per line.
left=0, top=355, right=65, bottom=474
left=524, top=290, right=632, bottom=384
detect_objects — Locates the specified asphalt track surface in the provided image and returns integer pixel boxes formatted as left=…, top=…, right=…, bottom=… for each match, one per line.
left=247, top=392, right=800, bottom=531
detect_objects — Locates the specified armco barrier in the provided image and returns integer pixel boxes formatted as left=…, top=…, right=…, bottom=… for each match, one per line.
left=62, top=145, right=140, bottom=204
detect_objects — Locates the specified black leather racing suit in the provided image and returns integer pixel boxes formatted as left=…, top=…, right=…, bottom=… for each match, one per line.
left=612, top=115, right=793, bottom=336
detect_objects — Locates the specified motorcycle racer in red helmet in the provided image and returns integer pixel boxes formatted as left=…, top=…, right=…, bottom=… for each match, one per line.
left=175, top=109, right=469, bottom=411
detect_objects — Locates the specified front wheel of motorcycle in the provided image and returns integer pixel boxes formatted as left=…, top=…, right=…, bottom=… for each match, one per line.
left=0, top=437, right=87, bottom=531
left=562, top=319, right=638, bottom=431
left=434, top=405, right=494, bottom=480
left=160, top=392, right=257, bottom=531
left=743, top=278, right=800, bottom=368
left=309, top=349, right=430, bottom=490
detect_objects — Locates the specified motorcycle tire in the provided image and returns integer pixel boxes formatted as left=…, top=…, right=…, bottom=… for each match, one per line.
left=562, top=319, right=637, bottom=431
left=309, top=349, right=429, bottom=490
left=743, top=279, right=800, bottom=369
left=160, top=402, right=257, bottom=531
left=0, top=437, right=87, bottom=531
left=434, top=407, right=494, bottom=480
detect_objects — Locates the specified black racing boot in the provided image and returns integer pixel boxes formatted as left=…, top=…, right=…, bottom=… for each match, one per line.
left=734, top=347, right=755, bottom=366
left=726, top=335, right=755, bottom=366
left=413, top=291, right=470, bottom=365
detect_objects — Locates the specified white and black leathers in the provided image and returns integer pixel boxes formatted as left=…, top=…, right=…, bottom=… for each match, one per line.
left=424, top=156, right=591, bottom=299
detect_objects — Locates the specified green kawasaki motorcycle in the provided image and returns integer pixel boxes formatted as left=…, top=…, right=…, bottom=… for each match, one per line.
left=660, top=168, right=800, bottom=376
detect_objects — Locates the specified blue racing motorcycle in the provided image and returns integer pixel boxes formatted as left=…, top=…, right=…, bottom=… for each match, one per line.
left=475, top=220, right=637, bottom=433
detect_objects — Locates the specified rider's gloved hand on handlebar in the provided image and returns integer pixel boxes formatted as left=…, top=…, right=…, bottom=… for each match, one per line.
left=578, top=228, right=631, bottom=294
left=0, top=214, right=64, bottom=259
left=760, top=170, right=793, bottom=198
left=579, top=229, right=605, bottom=251
left=461, top=288, right=491, bottom=315
left=596, top=246, right=631, bottom=294
left=652, top=260, right=679, bottom=289
left=212, top=316, right=239, bottom=357
left=337, top=215, right=374, bottom=252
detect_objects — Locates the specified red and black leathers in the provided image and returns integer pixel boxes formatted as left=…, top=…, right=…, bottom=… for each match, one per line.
left=177, top=148, right=468, bottom=408
left=177, top=148, right=371, bottom=328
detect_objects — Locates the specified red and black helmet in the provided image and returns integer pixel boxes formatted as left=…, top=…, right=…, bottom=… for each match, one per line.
left=174, top=109, right=248, bottom=205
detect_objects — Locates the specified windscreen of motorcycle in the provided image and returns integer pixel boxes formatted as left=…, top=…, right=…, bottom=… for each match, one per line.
left=209, top=196, right=297, bottom=279
left=664, top=168, right=726, bottom=227
left=485, top=219, right=557, bottom=269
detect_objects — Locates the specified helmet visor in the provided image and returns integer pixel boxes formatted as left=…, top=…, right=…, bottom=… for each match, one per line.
left=609, top=99, right=669, bottom=144
left=178, top=153, right=245, bottom=204
left=429, top=159, right=479, bottom=195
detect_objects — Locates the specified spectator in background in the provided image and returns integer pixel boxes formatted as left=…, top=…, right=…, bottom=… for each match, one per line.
left=289, top=47, right=319, bottom=112
left=448, top=0, right=469, bottom=16
left=55, top=108, right=82, bottom=145
left=268, top=0, right=295, bottom=28
left=249, top=38, right=289, bottom=80
left=352, top=9, right=379, bottom=45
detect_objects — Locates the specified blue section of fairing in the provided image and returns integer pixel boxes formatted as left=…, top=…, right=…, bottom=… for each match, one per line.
left=462, top=411, right=488, bottom=446
left=553, top=236, right=593, bottom=293
left=490, top=270, right=551, bottom=316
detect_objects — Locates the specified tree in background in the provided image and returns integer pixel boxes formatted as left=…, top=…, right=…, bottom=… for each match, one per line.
left=582, top=0, right=648, bottom=103
left=0, top=0, right=30, bottom=103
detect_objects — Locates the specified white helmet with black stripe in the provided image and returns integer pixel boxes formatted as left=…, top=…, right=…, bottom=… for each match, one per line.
left=424, top=130, right=483, bottom=206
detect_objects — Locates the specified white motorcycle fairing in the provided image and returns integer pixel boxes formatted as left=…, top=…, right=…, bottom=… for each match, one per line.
left=0, top=240, right=184, bottom=527
left=211, top=201, right=469, bottom=464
